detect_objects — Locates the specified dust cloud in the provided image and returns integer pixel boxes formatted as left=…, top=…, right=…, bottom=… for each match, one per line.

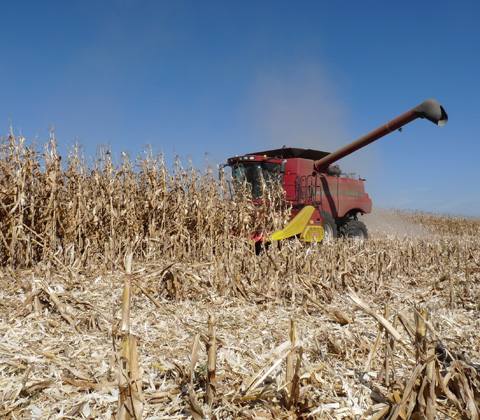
left=360, top=208, right=430, bottom=238
left=243, top=64, right=379, bottom=180
left=246, top=65, right=350, bottom=152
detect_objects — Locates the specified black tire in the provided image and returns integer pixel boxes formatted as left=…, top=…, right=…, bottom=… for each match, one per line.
left=320, top=211, right=338, bottom=239
left=339, top=220, right=368, bottom=239
left=255, top=241, right=270, bottom=255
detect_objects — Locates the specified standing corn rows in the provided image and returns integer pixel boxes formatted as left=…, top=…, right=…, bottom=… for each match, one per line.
left=0, top=134, right=288, bottom=268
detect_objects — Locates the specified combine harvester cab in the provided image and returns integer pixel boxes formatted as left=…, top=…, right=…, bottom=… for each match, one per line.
left=225, top=99, right=448, bottom=243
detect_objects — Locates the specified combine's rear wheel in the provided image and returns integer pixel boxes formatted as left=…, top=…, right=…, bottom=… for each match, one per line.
left=320, top=211, right=338, bottom=240
left=339, top=220, right=368, bottom=239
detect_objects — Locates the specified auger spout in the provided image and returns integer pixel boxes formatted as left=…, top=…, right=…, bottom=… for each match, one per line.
left=314, top=99, right=448, bottom=171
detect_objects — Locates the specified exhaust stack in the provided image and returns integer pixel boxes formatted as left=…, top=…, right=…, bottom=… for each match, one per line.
left=314, top=98, right=448, bottom=171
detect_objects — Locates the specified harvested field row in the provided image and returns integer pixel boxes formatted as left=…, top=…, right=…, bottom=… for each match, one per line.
left=1, top=229, right=479, bottom=419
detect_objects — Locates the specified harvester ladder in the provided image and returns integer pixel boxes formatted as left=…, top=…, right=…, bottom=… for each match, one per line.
left=296, top=175, right=322, bottom=206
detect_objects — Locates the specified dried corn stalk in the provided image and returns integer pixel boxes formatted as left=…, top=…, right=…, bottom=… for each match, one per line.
left=117, top=254, right=144, bottom=420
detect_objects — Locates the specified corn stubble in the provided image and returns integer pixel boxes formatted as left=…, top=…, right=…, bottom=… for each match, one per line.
left=1, top=133, right=480, bottom=419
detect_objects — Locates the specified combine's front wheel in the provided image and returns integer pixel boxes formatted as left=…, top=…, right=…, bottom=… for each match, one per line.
left=320, top=211, right=338, bottom=240
left=339, top=220, right=368, bottom=239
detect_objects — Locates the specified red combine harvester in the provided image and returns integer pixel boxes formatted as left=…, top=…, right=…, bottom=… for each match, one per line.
left=225, top=99, right=448, bottom=243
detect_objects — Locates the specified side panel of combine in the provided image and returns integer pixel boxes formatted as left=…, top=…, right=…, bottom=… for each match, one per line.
left=316, top=175, right=339, bottom=218
left=283, top=172, right=298, bottom=202
left=283, top=158, right=340, bottom=213
left=283, top=158, right=314, bottom=203
left=336, top=178, right=372, bottom=217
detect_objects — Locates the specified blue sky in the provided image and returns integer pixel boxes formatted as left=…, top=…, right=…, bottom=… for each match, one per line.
left=2, top=1, right=479, bottom=217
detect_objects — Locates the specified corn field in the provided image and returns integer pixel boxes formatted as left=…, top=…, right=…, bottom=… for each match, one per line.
left=1, top=133, right=479, bottom=419
left=0, top=134, right=289, bottom=269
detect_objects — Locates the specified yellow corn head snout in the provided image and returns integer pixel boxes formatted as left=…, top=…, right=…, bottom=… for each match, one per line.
left=269, top=206, right=324, bottom=242
left=300, top=225, right=324, bottom=242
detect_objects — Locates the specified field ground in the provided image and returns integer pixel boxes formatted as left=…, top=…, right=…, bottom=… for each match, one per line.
left=1, top=209, right=479, bottom=419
